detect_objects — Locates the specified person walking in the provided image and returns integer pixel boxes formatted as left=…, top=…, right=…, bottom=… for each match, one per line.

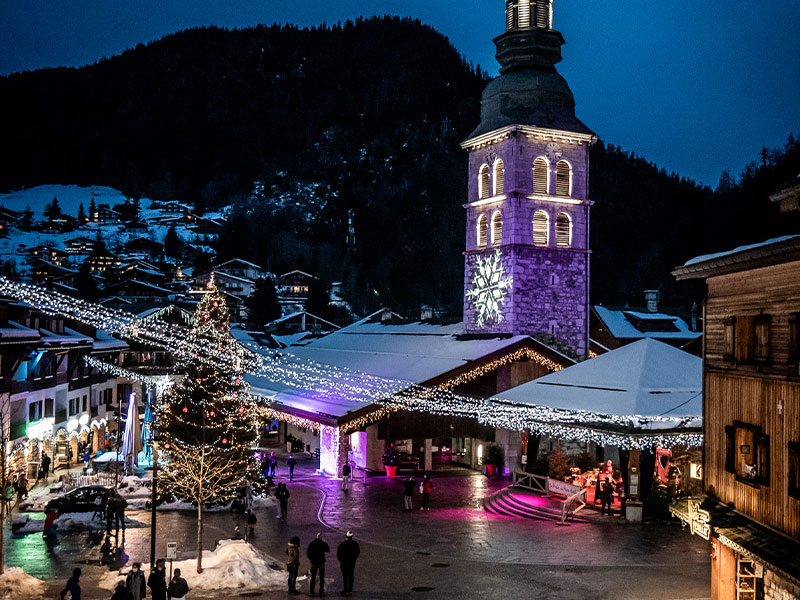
left=286, top=455, right=296, bottom=481
left=600, top=478, right=615, bottom=516
left=125, top=562, right=146, bottom=600
left=147, top=558, right=167, bottom=600
left=83, top=448, right=92, bottom=472
left=286, top=536, right=301, bottom=595
left=268, top=452, right=277, bottom=478
left=614, top=470, right=627, bottom=518
left=40, top=452, right=51, bottom=482
left=402, top=477, right=415, bottom=511
left=111, top=579, right=134, bottom=600
left=107, top=490, right=128, bottom=532
left=246, top=510, right=257, bottom=539
left=336, top=531, right=360, bottom=597
left=307, top=533, right=330, bottom=597
left=420, top=473, right=433, bottom=511
left=275, top=483, right=290, bottom=522
left=167, top=568, right=189, bottom=600
left=340, top=462, right=351, bottom=492
left=16, top=471, right=28, bottom=501
left=62, top=567, right=82, bottom=600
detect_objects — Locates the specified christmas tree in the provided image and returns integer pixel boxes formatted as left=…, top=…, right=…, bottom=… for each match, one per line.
left=156, top=275, right=258, bottom=572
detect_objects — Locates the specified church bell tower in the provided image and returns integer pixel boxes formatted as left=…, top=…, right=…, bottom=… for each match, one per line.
left=462, top=0, right=596, bottom=359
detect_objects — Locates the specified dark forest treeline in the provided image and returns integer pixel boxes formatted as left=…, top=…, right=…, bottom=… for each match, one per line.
left=1, top=18, right=798, bottom=314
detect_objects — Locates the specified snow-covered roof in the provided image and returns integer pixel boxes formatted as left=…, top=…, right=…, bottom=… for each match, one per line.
left=92, top=329, right=128, bottom=352
left=684, top=235, right=800, bottom=266
left=213, top=258, right=262, bottom=270
left=593, top=306, right=700, bottom=340
left=495, top=338, right=701, bottom=420
left=247, top=316, right=535, bottom=419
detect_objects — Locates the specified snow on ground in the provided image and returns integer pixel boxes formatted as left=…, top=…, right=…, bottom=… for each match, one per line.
left=98, top=539, right=288, bottom=593
left=0, top=184, right=131, bottom=218
left=11, top=512, right=145, bottom=534
left=159, top=494, right=276, bottom=512
left=0, top=566, right=47, bottom=599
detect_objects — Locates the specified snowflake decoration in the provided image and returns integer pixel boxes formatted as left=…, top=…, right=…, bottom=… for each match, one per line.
left=466, top=250, right=513, bottom=327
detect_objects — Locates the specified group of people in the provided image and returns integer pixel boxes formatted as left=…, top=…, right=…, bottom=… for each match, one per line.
left=590, top=460, right=626, bottom=517
left=262, top=451, right=298, bottom=481
left=286, top=531, right=361, bottom=596
left=401, top=473, right=433, bottom=511
left=64, top=560, right=190, bottom=600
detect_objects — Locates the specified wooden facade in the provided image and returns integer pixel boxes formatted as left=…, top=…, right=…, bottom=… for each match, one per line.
left=702, top=259, right=800, bottom=539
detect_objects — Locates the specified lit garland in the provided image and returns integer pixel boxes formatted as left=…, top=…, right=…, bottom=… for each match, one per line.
left=257, top=404, right=323, bottom=432
left=0, top=277, right=703, bottom=449
left=339, top=405, right=401, bottom=434
left=83, top=356, right=172, bottom=395
left=432, top=347, right=564, bottom=391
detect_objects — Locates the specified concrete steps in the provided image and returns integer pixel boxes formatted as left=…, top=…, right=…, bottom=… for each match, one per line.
left=483, top=487, right=590, bottom=523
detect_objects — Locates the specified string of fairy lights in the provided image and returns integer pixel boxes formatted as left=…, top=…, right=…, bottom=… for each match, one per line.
left=1, top=277, right=702, bottom=448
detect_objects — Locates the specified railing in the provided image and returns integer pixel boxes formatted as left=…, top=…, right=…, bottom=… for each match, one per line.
left=61, top=471, right=117, bottom=492
left=512, top=470, right=548, bottom=494
left=512, top=470, right=586, bottom=526
left=559, top=487, right=587, bottom=524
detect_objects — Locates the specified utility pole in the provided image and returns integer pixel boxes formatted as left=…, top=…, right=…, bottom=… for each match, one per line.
left=150, top=440, right=158, bottom=566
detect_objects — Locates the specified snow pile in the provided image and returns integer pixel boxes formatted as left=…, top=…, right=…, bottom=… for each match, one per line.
left=99, top=540, right=287, bottom=593
left=160, top=494, right=276, bottom=512
left=117, top=475, right=152, bottom=509
left=0, top=567, right=47, bottom=599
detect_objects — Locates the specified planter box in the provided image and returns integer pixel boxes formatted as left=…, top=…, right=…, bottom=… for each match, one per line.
left=485, top=464, right=497, bottom=476
left=385, top=466, right=397, bottom=478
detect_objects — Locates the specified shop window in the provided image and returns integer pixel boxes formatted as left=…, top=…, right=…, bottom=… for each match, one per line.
left=789, top=442, right=800, bottom=500
left=725, top=421, right=770, bottom=487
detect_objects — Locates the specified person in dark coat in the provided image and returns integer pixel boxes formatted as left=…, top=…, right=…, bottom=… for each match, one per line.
left=275, top=483, right=290, bottom=521
left=107, top=491, right=128, bottom=532
left=125, top=562, right=146, bottom=600
left=336, top=531, right=360, bottom=597
left=246, top=510, right=257, bottom=539
left=64, top=567, right=82, bottom=600
left=340, top=462, right=351, bottom=492
left=421, top=474, right=433, bottom=511
left=167, top=568, right=189, bottom=600
left=600, top=479, right=615, bottom=516
left=40, top=452, right=51, bottom=481
left=402, top=478, right=415, bottom=511
left=307, top=533, right=330, bottom=596
left=111, top=580, right=134, bottom=600
left=286, top=536, right=301, bottom=594
left=147, top=559, right=167, bottom=600
left=268, top=452, right=277, bottom=478
left=286, top=455, right=296, bottom=481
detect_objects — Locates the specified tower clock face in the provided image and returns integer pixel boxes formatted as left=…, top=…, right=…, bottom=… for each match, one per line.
left=545, top=142, right=562, bottom=163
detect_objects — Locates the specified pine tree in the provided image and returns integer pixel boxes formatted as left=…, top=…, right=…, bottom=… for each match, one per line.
left=164, top=225, right=182, bottom=258
left=156, top=277, right=258, bottom=573
left=77, top=202, right=87, bottom=225
left=88, top=198, right=97, bottom=222
left=45, top=196, right=61, bottom=220
left=246, top=277, right=282, bottom=327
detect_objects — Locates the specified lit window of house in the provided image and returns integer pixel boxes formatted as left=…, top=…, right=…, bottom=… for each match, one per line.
left=725, top=421, right=770, bottom=486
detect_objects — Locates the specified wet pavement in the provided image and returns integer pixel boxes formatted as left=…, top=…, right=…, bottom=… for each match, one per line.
left=4, top=458, right=711, bottom=599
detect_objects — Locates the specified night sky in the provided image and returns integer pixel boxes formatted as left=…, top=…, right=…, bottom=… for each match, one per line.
left=2, top=0, right=799, bottom=187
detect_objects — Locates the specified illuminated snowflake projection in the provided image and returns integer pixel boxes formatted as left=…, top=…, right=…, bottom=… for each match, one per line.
left=466, top=250, right=513, bottom=327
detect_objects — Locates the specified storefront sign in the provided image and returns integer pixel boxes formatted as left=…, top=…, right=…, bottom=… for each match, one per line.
left=547, top=478, right=582, bottom=498
left=687, top=498, right=710, bottom=540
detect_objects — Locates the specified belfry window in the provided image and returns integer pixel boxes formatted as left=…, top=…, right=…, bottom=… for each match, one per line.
left=491, top=211, right=503, bottom=245
left=493, top=159, right=505, bottom=196
left=555, top=212, right=571, bottom=247
left=533, top=157, right=549, bottom=194
left=477, top=214, right=488, bottom=247
left=556, top=160, right=572, bottom=196
left=479, top=164, right=490, bottom=199
left=532, top=210, right=549, bottom=246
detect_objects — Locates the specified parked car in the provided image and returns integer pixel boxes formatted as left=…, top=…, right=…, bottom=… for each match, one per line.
left=45, top=485, right=112, bottom=514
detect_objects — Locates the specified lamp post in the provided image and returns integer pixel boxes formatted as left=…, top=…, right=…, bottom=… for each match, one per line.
left=150, top=439, right=158, bottom=566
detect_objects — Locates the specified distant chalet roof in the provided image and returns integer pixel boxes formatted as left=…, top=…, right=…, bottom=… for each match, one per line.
left=673, top=235, right=800, bottom=280
left=592, top=306, right=700, bottom=341
left=213, top=258, right=262, bottom=270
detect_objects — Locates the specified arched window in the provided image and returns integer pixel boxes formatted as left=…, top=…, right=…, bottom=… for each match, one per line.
left=491, top=211, right=503, bottom=245
left=479, top=164, right=490, bottom=199
left=555, top=212, right=572, bottom=247
left=533, top=157, right=549, bottom=194
left=555, top=160, right=571, bottom=196
left=476, top=214, right=488, bottom=247
left=532, top=210, right=549, bottom=246
left=493, top=159, right=505, bottom=196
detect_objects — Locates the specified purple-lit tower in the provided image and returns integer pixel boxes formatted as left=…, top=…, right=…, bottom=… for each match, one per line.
left=461, top=0, right=596, bottom=359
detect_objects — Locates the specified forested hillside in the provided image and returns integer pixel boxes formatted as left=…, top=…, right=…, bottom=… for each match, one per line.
left=2, top=17, right=798, bottom=314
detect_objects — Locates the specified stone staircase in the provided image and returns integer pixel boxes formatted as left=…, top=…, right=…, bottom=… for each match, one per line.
left=483, top=487, right=591, bottom=523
